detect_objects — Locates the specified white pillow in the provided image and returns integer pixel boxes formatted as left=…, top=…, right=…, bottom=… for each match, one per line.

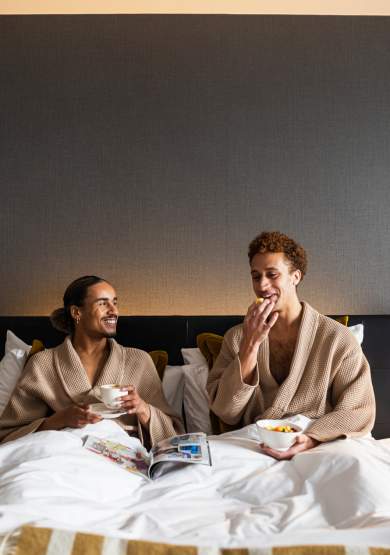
left=348, top=323, right=364, bottom=345
left=181, top=347, right=208, bottom=366
left=182, top=363, right=212, bottom=434
left=161, top=365, right=185, bottom=418
left=0, top=331, right=31, bottom=416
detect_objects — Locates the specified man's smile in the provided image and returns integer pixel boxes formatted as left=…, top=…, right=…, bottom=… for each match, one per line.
left=102, top=317, right=117, bottom=326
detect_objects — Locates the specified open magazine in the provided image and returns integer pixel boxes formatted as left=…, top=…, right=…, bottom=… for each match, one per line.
left=83, top=432, right=212, bottom=480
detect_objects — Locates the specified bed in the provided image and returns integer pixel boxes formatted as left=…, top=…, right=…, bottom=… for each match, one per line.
left=0, top=315, right=390, bottom=554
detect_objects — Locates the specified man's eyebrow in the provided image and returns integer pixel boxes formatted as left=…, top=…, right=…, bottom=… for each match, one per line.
left=251, top=267, right=279, bottom=273
left=93, top=297, right=118, bottom=302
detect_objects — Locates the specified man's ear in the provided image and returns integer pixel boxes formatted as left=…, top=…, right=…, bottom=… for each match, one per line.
left=70, top=305, right=81, bottom=320
left=292, top=269, right=302, bottom=286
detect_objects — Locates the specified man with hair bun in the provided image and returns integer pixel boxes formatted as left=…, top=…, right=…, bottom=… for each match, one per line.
left=207, top=231, right=375, bottom=459
left=0, top=276, right=183, bottom=446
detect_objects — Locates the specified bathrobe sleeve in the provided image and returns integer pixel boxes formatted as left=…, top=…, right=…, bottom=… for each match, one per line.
left=207, top=325, right=262, bottom=426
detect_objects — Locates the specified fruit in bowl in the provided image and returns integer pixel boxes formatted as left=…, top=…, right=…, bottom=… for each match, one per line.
left=265, top=424, right=297, bottom=432
left=256, top=419, right=303, bottom=451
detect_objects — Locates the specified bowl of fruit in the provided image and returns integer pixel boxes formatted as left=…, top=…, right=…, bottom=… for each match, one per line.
left=256, top=419, right=303, bottom=451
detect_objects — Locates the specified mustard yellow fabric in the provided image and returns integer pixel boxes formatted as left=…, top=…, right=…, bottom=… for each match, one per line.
left=14, top=526, right=52, bottom=555
left=8, top=526, right=390, bottom=555
left=24, top=339, right=45, bottom=366
left=148, top=350, right=169, bottom=381
left=334, top=315, right=349, bottom=326
left=197, top=333, right=223, bottom=370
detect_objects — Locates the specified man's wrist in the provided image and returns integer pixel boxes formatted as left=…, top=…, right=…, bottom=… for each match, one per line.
left=305, top=435, right=320, bottom=447
left=138, top=403, right=151, bottom=426
left=238, top=350, right=258, bottom=383
left=240, top=337, right=261, bottom=357
left=39, top=413, right=60, bottom=431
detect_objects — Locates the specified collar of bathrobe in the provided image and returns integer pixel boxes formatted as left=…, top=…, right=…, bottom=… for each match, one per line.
left=53, top=336, right=125, bottom=404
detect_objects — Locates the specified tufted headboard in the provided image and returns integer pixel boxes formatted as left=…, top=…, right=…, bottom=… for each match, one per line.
left=0, top=315, right=389, bottom=439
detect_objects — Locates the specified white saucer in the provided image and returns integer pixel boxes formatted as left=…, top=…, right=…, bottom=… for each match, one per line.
left=89, top=403, right=126, bottom=419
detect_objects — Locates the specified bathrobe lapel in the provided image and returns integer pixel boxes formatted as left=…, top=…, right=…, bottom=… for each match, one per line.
left=261, top=302, right=319, bottom=419
left=54, top=337, right=125, bottom=404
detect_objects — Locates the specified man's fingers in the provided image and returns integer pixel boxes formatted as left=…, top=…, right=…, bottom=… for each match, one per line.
left=122, top=385, right=134, bottom=393
left=260, top=441, right=303, bottom=460
left=122, top=397, right=138, bottom=408
left=260, top=444, right=286, bottom=460
left=266, top=311, right=279, bottom=328
left=251, top=297, right=273, bottom=315
left=247, top=301, right=258, bottom=313
left=253, top=298, right=273, bottom=315
left=260, top=434, right=318, bottom=461
left=293, top=434, right=313, bottom=446
left=246, top=298, right=273, bottom=320
left=261, top=300, right=276, bottom=320
left=120, top=394, right=138, bottom=404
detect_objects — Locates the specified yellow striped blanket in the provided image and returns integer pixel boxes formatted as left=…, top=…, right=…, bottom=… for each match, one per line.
left=2, top=526, right=390, bottom=555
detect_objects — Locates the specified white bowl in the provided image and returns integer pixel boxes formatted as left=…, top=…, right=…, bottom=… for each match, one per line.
left=256, top=419, right=303, bottom=451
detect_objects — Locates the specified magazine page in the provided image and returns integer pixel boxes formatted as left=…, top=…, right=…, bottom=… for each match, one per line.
left=149, top=432, right=211, bottom=478
left=83, top=435, right=151, bottom=480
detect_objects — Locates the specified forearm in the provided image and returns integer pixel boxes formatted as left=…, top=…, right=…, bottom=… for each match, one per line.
left=238, top=297, right=278, bottom=383
left=37, top=413, right=65, bottom=431
left=137, top=403, right=151, bottom=428
left=238, top=337, right=261, bottom=384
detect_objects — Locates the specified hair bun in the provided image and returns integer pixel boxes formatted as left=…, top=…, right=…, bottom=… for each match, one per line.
left=50, top=307, right=70, bottom=334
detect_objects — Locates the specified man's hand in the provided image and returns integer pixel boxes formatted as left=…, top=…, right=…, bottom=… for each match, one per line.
left=239, top=298, right=279, bottom=382
left=39, top=404, right=102, bottom=431
left=120, top=386, right=151, bottom=427
left=260, top=434, right=319, bottom=460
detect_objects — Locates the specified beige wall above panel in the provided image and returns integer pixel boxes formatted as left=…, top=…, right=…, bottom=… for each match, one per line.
left=1, top=0, right=390, bottom=15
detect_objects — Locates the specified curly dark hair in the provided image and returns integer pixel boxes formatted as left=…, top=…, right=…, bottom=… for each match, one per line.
left=248, top=231, right=307, bottom=277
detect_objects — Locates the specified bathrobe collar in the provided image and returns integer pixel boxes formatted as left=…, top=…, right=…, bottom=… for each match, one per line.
left=54, top=336, right=125, bottom=404
left=260, top=301, right=319, bottom=418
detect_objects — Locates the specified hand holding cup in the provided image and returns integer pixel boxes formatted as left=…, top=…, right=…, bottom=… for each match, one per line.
left=119, top=385, right=151, bottom=426
left=97, top=384, right=127, bottom=408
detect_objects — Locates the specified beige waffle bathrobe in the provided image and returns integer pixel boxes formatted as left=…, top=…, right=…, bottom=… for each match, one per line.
left=207, top=302, right=376, bottom=441
left=0, top=337, right=183, bottom=445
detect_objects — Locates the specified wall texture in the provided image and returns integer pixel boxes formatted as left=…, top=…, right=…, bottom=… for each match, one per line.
left=1, top=15, right=389, bottom=315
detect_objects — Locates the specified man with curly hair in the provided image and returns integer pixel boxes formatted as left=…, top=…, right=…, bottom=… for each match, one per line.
left=207, top=231, right=375, bottom=460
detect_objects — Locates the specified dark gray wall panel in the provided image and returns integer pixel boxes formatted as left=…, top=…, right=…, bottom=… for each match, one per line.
left=1, top=15, right=390, bottom=315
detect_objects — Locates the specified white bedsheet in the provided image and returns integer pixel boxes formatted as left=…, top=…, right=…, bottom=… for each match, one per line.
left=0, top=420, right=389, bottom=548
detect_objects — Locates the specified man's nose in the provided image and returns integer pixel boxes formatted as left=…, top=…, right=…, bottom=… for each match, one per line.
left=107, top=301, right=118, bottom=314
left=259, top=276, right=270, bottom=289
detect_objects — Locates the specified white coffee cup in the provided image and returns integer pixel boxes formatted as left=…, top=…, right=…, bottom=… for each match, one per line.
left=97, top=384, right=126, bottom=408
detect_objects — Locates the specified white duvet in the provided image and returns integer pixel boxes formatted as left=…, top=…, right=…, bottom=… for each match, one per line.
left=0, top=420, right=390, bottom=548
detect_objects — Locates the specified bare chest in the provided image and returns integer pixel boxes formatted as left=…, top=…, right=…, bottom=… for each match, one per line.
left=79, top=352, right=109, bottom=386
left=268, top=338, right=296, bottom=384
